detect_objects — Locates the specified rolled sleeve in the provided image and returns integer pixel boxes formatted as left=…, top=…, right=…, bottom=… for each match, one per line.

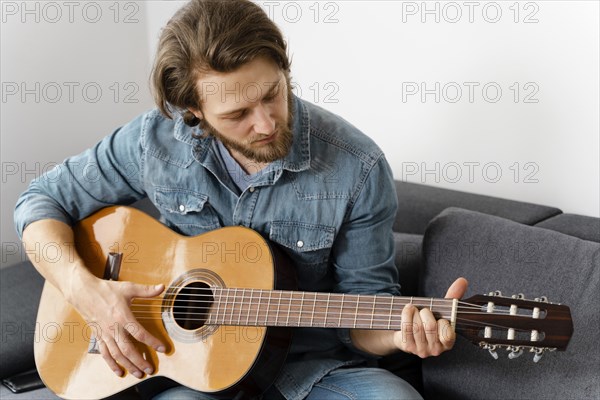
left=14, top=113, right=148, bottom=239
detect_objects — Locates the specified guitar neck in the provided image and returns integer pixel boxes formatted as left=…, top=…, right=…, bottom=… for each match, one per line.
left=205, top=289, right=457, bottom=330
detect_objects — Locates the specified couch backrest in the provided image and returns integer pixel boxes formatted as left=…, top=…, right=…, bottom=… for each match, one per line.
left=393, top=181, right=562, bottom=234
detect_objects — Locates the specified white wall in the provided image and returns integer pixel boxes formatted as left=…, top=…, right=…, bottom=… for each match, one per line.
left=1, top=1, right=154, bottom=267
left=262, top=0, right=599, bottom=217
left=2, top=1, right=598, bottom=267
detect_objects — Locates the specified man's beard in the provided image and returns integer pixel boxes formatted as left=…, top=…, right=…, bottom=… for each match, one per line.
left=199, top=85, right=295, bottom=165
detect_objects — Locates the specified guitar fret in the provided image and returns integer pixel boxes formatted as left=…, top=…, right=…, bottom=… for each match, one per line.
left=370, top=296, right=376, bottom=329
left=275, top=292, right=281, bottom=326
left=338, top=294, right=345, bottom=326
left=310, top=293, right=316, bottom=326
left=246, top=289, right=253, bottom=325
left=285, top=291, right=291, bottom=326
left=299, top=292, right=305, bottom=327
left=235, top=288, right=241, bottom=325
left=229, top=288, right=235, bottom=325
left=326, top=293, right=331, bottom=327
left=210, top=288, right=219, bottom=324
left=266, top=291, right=272, bottom=326
left=217, top=289, right=229, bottom=324
left=226, top=288, right=232, bottom=325
left=388, top=297, right=393, bottom=329
left=255, top=290, right=262, bottom=326
left=218, top=289, right=224, bottom=325
left=228, top=288, right=233, bottom=324
left=223, top=290, right=233, bottom=325
left=353, top=294, right=360, bottom=328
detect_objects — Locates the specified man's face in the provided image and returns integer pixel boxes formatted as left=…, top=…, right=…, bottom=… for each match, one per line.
left=191, top=57, right=294, bottom=165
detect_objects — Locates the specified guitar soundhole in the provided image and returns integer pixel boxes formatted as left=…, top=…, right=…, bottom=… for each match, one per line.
left=173, top=282, right=213, bottom=330
left=163, top=269, right=224, bottom=342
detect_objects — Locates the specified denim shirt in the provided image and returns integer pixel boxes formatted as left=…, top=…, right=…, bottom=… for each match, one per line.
left=14, top=95, right=400, bottom=400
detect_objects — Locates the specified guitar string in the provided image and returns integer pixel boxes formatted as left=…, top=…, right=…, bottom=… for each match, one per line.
left=130, top=290, right=489, bottom=312
left=142, top=286, right=537, bottom=311
left=127, top=311, right=539, bottom=334
left=129, top=304, right=537, bottom=322
left=129, top=302, right=526, bottom=317
left=129, top=291, right=541, bottom=331
left=129, top=308, right=454, bottom=320
left=130, top=299, right=459, bottom=307
left=129, top=290, right=547, bottom=331
left=130, top=310, right=536, bottom=332
left=130, top=296, right=522, bottom=316
left=132, top=315, right=518, bottom=333
left=129, top=309, right=528, bottom=330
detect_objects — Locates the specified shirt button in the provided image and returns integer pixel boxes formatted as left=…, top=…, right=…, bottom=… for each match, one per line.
left=179, top=204, right=185, bottom=212
left=296, top=240, right=304, bottom=248
left=249, top=187, right=256, bottom=193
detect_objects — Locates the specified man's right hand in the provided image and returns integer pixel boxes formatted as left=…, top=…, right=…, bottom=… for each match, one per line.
left=69, top=272, right=167, bottom=378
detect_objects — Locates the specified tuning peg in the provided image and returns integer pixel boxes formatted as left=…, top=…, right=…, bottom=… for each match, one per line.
left=531, top=347, right=544, bottom=363
left=534, top=296, right=548, bottom=303
left=508, top=347, right=523, bottom=359
left=481, top=343, right=499, bottom=360
left=511, top=293, right=525, bottom=299
left=488, top=290, right=502, bottom=297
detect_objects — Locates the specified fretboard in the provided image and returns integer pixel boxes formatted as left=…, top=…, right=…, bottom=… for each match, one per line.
left=206, top=288, right=457, bottom=330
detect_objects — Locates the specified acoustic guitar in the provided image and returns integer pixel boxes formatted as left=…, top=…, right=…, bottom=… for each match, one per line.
left=34, top=206, right=573, bottom=399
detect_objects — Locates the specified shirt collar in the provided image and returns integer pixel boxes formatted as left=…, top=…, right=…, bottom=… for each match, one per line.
left=281, top=94, right=311, bottom=172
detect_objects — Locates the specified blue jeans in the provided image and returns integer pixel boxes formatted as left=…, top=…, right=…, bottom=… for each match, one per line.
left=152, top=368, right=422, bottom=400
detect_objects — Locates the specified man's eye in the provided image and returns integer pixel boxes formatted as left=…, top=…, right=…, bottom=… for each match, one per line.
left=228, top=110, right=246, bottom=120
left=263, top=95, right=276, bottom=103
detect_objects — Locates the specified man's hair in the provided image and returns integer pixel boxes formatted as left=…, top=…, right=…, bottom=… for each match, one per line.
left=151, top=0, right=291, bottom=127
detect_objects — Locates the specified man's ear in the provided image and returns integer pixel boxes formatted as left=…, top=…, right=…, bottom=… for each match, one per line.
left=188, top=108, right=204, bottom=120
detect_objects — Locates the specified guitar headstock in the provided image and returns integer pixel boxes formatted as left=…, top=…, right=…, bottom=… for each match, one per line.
left=457, top=291, right=573, bottom=362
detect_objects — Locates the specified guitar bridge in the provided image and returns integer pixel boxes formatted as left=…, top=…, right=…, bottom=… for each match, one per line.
left=87, top=252, right=123, bottom=354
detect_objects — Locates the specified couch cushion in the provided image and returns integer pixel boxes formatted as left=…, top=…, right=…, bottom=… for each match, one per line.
left=420, top=208, right=599, bottom=400
left=535, top=213, right=600, bottom=243
left=0, top=262, right=45, bottom=378
left=393, top=181, right=561, bottom=234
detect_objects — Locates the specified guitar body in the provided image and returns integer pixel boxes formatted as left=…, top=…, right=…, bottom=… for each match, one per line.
left=34, top=206, right=295, bottom=399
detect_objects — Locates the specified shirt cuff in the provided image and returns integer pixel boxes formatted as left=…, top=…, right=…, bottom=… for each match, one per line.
left=14, top=195, right=73, bottom=240
left=337, top=328, right=382, bottom=360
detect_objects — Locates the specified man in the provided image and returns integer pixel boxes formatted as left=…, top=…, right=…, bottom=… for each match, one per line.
left=15, top=0, right=467, bottom=399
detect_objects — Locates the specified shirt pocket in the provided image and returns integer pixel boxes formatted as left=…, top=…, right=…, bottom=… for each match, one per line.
left=269, top=221, right=335, bottom=285
left=154, top=187, right=222, bottom=235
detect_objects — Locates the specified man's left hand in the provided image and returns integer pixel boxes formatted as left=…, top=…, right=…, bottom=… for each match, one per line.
left=394, top=277, right=468, bottom=358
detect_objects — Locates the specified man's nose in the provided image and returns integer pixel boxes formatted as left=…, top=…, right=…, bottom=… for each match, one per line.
left=252, top=104, right=276, bottom=135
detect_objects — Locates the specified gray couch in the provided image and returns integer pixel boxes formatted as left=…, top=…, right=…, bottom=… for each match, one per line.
left=2, top=181, right=598, bottom=399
